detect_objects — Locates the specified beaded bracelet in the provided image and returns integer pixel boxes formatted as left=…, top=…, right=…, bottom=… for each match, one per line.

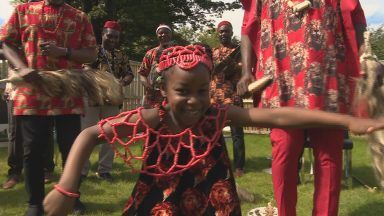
left=54, top=184, right=80, bottom=198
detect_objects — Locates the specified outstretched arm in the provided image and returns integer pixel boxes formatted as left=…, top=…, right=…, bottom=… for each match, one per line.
left=43, top=126, right=100, bottom=216
left=227, top=105, right=384, bottom=135
left=44, top=111, right=146, bottom=216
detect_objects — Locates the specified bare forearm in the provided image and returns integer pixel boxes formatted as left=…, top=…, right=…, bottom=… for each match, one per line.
left=3, top=42, right=27, bottom=69
left=70, top=47, right=97, bottom=63
left=58, top=126, right=99, bottom=191
left=228, top=105, right=352, bottom=129
left=139, top=74, right=150, bottom=89
left=253, top=107, right=353, bottom=128
left=241, top=35, right=255, bottom=76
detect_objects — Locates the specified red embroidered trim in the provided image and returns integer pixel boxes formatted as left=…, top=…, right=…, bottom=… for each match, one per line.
left=157, top=45, right=213, bottom=72
left=98, top=105, right=228, bottom=177
left=54, top=184, right=80, bottom=198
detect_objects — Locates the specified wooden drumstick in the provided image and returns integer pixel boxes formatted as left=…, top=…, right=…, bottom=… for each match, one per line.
left=294, top=1, right=311, bottom=13
left=0, top=76, right=23, bottom=84
left=288, top=1, right=312, bottom=14
left=247, top=76, right=273, bottom=93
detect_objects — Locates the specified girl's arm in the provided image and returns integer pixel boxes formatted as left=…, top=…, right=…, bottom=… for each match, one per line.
left=43, top=126, right=100, bottom=216
left=227, top=105, right=384, bottom=135
left=44, top=111, right=147, bottom=216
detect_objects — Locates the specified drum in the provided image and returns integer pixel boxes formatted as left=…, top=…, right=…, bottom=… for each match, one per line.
left=0, top=69, right=124, bottom=106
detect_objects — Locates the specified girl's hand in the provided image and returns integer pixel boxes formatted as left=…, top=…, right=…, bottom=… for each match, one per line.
left=349, top=117, right=384, bottom=135
left=43, top=189, right=76, bottom=216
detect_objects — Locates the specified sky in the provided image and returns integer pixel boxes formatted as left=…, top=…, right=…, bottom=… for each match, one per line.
left=0, top=0, right=383, bottom=37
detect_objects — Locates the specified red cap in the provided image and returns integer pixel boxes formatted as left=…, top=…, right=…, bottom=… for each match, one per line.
left=103, top=21, right=121, bottom=32
left=217, top=21, right=232, bottom=30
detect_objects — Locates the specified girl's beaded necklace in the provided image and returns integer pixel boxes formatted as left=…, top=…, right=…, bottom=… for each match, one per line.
left=98, top=105, right=227, bottom=177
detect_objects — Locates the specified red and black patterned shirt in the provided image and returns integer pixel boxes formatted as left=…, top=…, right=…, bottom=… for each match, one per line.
left=241, top=0, right=365, bottom=114
left=0, top=1, right=97, bottom=115
left=210, top=45, right=243, bottom=106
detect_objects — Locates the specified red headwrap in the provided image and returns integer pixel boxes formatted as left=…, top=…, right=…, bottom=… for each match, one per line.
left=217, top=20, right=232, bottom=30
left=103, top=21, right=121, bottom=32
left=157, top=45, right=213, bottom=73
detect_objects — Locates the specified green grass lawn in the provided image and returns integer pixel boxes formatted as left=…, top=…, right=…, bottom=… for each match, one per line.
left=0, top=134, right=383, bottom=215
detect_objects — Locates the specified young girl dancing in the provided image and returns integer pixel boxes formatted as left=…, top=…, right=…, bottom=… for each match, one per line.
left=44, top=45, right=384, bottom=216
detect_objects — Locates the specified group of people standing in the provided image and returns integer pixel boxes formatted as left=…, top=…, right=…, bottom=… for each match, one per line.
left=0, top=0, right=134, bottom=214
left=0, top=0, right=377, bottom=216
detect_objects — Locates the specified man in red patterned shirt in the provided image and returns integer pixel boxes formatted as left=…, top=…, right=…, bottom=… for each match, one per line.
left=237, top=0, right=367, bottom=215
left=0, top=0, right=97, bottom=215
left=138, top=24, right=175, bottom=108
left=210, top=21, right=246, bottom=177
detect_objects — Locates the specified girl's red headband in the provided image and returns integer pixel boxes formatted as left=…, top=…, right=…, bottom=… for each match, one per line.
left=156, top=45, right=213, bottom=73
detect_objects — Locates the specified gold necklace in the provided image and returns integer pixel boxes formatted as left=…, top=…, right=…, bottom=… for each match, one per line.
left=40, top=2, right=65, bottom=35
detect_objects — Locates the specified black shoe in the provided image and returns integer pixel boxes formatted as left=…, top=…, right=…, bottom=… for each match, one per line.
left=25, top=205, right=43, bottom=216
left=73, top=198, right=86, bottom=215
left=96, top=172, right=113, bottom=182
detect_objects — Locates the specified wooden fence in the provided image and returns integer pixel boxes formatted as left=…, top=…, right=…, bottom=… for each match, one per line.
left=121, top=61, right=145, bottom=111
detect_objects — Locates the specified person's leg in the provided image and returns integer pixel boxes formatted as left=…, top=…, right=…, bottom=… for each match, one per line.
left=43, top=121, right=55, bottom=183
left=230, top=126, right=245, bottom=175
left=55, top=114, right=81, bottom=168
left=270, top=128, right=304, bottom=216
left=97, top=106, right=119, bottom=177
left=309, top=129, right=343, bottom=216
left=80, top=104, right=99, bottom=176
left=19, top=115, right=51, bottom=214
left=3, top=100, right=23, bottom=188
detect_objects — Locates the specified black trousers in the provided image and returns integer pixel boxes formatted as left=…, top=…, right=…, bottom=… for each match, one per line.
left=17, top=114, right=80, bottom=206
left=6, top=101, right=55, bottom=177
left=230, top=126, right=245, bottom=169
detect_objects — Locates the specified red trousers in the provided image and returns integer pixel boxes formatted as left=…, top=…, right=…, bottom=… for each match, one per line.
left=270, top=128, right=344, bottom=216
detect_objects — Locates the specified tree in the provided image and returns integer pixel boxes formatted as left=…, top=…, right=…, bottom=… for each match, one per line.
left=11, top=0, right=241, bottom=60
left=370, top=26, right=384, bottom=60
left=176, top=26, right=240, bottom=50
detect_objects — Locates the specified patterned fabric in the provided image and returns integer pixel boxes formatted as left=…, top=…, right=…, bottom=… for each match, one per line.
left=138, top=46, right=166, bottom=108
left=210, top=45, right=243, bottom=106
left=249, top=0, right=356, bottom=113
left=99, top=106, right=241, bottom=216
left=340, top=0, right=366, bottom=93
left=90, top=46, right=133, bottom=80
left=0, top=1, right=96, bottom=115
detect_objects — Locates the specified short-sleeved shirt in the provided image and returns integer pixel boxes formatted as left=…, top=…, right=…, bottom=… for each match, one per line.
left=0, top=1, right=97, bottom=115
left=210, top=45, right=243, bottom=106
left=138, top=46, right=166, bottom=107
left=242, top=0, right=363, bottom=114
left=91, top=45, right=133, bottom=80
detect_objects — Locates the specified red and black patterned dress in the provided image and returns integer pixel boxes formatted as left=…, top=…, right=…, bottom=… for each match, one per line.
left=98, top=105, right=241, bottom=216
